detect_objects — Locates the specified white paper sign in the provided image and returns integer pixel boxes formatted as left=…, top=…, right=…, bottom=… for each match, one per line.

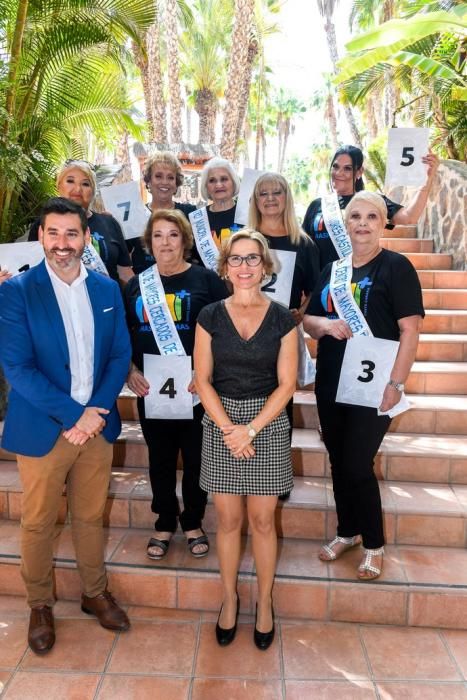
left=385, top=128, right=430, bottom=188
left=234, top=168, right=265, bottom=225
left=261, top=249, right=296, bottom=307
left=336, top=335, right=402, bottom=409
left=0, top=242, right=44, bottom=276
left=100, top=181, right=150, bottom=240
left=143, top=354, right=193, bottom=420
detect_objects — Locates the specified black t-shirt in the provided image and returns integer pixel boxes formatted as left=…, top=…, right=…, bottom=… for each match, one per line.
left=307, top=249, right=424, bottom=399
left=191, top=204, right=243, bottom=266
left=125, top=264, right=229, bottom=371
left=262, top=233, right=319, bottom=310
left=197, top=300, right=296, bottom=399
left=126, top=201, right=197, bottom=275
left=28, top=211, right=131, bottom=282
left=302, top=194, right=403, bottom=270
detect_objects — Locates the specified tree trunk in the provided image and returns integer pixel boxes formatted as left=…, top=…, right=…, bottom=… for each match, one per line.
left=234, top=38, right=259, bottom=148
left=326, top=94, right=339, bottom=149
left=195, top=89, right=217, bottom=144
left=220, top=0, right=255, bottom=161
left=132, top=38, right=154, bottom=141
left=165, top=0, right=183, bottom=143
left=115, top=131, right=132, bottom=182
left=147, top=22, right=168, bottom=143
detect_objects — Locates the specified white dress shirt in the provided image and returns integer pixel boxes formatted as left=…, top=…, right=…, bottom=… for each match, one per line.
left=45, top=260, right=95, bottom=405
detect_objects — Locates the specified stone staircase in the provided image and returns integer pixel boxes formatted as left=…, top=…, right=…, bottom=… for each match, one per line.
left=0, top=225, right=466, bottom=629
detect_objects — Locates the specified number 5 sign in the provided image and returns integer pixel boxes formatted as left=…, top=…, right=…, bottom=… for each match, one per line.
left=100, top=181, right=150, bottom=240
left=385, top=128, right=430, bottom=188
left=336, top=335, right=400, bottom=408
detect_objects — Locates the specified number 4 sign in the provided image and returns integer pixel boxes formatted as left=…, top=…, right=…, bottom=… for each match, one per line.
left=143, top=354, right=193, bottom=419
left=385, top=128, right=430, bottom=188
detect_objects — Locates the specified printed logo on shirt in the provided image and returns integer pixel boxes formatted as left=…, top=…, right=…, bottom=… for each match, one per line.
left=211, top=224, right=242, bottom=249
left=91, top=231, right=108, bottom=260
left=136, top=289, right=192, bottom=331
left=321, top=276, right=373, bottom=316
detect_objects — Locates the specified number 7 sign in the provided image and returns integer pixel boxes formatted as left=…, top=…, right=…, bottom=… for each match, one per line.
left=385, top=128, right=430, bottom=188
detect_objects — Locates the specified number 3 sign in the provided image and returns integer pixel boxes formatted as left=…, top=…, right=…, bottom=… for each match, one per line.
left=385, top=128, right=430, bottom=188
left=143, top=354, right=193, bottom=419
left=336, top=335, right=400, bottom=409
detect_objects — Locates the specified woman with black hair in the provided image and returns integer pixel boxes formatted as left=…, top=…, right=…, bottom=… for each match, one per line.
left=302, top=144, right=439, bottom=270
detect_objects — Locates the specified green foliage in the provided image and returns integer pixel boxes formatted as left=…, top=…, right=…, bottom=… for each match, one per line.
left=0, top=0, right=155, bottom=241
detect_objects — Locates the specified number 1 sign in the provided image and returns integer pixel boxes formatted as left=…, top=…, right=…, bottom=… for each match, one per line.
left=385, top=128, right=430, bottom=188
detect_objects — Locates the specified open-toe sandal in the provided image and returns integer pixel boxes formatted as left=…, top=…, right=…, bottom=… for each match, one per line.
left=147, top=537, right=171, bottom=560
left=357, top=546, right=384, bottom=580
left=187, top=529, right=209, bottom=558
left=319, top=535, right=362, bottom=562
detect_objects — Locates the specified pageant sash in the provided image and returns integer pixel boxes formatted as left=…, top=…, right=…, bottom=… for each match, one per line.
left=140, top=264, right=186, bottom=356
left=189, top=207, right=219, bottom=271
left=321, top=193, right=352, bottom=260
left=330, top=255, right=372, bottom=337
left=81, top=243, right=109, bottom=276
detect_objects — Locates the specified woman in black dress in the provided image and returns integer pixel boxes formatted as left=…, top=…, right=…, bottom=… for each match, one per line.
left=302, top=144, right=439, bottom=270
left=197, top=157, right=242, bottom=255
left=195, top=230, right=298, bottom=649
left=304, top=192, right=424, bottom=580
left=125, top=209, right=227, bottom=559
left=28, top=160, right=133, bottom=284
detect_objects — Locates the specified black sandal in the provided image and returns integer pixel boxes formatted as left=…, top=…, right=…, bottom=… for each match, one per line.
left=147, top=537, right=171, bottom=560
left=187, top=529, right=209, bottom=558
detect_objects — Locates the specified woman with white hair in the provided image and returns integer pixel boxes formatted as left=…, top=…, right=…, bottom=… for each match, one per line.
left=193, top=157, right=242, bottom=264
left=304, top=191, right=424, bottom=581
left=28, top=160, right=133, bottom=284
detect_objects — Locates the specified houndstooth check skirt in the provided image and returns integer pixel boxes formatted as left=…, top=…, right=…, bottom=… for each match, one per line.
left=200, top=395, right=293, bottom=495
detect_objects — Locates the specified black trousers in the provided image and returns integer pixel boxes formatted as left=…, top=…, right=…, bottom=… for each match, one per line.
left=138, top=400, right=207, bottom=533
left=316, top=396, right=391, bottom=549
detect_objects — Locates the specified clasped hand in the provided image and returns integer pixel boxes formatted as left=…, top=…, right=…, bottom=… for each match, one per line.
left=221, top=424, right=255, bottom=459
left=63, top=407, right=109, bottom=446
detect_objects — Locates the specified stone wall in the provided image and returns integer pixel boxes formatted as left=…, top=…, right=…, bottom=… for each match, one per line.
left=386, top=159, right=467, bottom=270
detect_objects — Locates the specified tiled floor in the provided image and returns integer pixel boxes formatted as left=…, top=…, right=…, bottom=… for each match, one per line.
left=0, top=595, right=466, bottom=699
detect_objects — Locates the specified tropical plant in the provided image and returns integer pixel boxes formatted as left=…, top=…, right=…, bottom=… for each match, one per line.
left=0, top=0, right=156, bottom=241
left=336, top=2, right=467, bottom=158
left=271, top=89, right=306, bottom=173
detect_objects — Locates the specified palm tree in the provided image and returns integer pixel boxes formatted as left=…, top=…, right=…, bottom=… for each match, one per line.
left=0, top=0, right=156, bottom=240
left=337, top=3, right=467, bottom=158
left=165, top=0, right=183, bottom=143
left=273, top=89, right=306, bottom=173
left=316, top=0, right=363, bottom=148
left=220, top=0, right=256, bottom=160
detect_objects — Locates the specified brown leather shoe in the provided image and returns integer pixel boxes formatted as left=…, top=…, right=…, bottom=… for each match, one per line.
left=28, top=605, right=55, bottom=654
left=81, top=590, right=130, bottom=631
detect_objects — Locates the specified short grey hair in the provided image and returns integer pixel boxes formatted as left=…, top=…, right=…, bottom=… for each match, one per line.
left=200, top=157, right=241, bottom=201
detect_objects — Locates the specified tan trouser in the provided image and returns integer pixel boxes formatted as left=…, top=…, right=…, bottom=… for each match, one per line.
left=17, top=434, right=113, bottom=608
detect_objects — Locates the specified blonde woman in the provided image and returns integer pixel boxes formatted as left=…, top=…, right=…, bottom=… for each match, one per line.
left=194, top=229, right=298, bottom=650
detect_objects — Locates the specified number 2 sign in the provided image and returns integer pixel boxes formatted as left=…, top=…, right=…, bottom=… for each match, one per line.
left=385, top=128, right=430, bottom=188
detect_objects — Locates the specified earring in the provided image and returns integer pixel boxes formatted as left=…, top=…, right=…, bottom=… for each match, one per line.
left=223, top=273, right=229, bottom=280
left=261, top=271, right=267, bottom=280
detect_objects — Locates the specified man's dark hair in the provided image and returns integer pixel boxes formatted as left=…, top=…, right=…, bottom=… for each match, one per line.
left=39, top=197, right=88, bottom=233
left=330, top=145, right=365, bottom=193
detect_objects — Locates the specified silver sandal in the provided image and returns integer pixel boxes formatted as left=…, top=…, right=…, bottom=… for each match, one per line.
left=357, top=546, right=384, bottom=580
left=319, top=535, right=362, bottom=561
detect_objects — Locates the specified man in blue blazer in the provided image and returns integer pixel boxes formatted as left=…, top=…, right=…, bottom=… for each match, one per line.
left=0, top=198, right=132, bottom=654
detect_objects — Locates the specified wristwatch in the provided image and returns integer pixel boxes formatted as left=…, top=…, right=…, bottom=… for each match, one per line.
left=388, top=379, right=404, bottom=392
left=246, top=423, right=257, bottom=439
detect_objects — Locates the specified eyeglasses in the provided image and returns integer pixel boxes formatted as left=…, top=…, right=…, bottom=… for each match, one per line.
left=64, top=159, right=96, bottom=171
left=227, top=254, right=263, bottom=267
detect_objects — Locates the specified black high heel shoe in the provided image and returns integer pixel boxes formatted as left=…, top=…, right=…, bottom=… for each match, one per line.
left=216, top=594, right=240, bottom=646
left=254, top=603, right=275, bottom=651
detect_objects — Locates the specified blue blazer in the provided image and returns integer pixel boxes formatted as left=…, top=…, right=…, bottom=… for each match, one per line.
left=0, top=261, right=131, bottom=457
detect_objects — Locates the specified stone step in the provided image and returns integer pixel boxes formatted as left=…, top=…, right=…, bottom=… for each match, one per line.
left=293, top=391, right=467, bottom=436
left=407, top=361, right=467, bottom=395
left=423, top=310, right=467, bottom=334
left=405, top=253, right=452, bottom=270
left=1, top=520, right=467, bottom=629
left=416, top=334, right=467, bottom=361
left=417, top=270, right=467, bottom=289
left=1, top=464, right=467, bottom=544
left=422, top=289, right=467, bottom=310
left=382, top=225, right=418, bottom=239
left=380, top=238, right=434, bottom=253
